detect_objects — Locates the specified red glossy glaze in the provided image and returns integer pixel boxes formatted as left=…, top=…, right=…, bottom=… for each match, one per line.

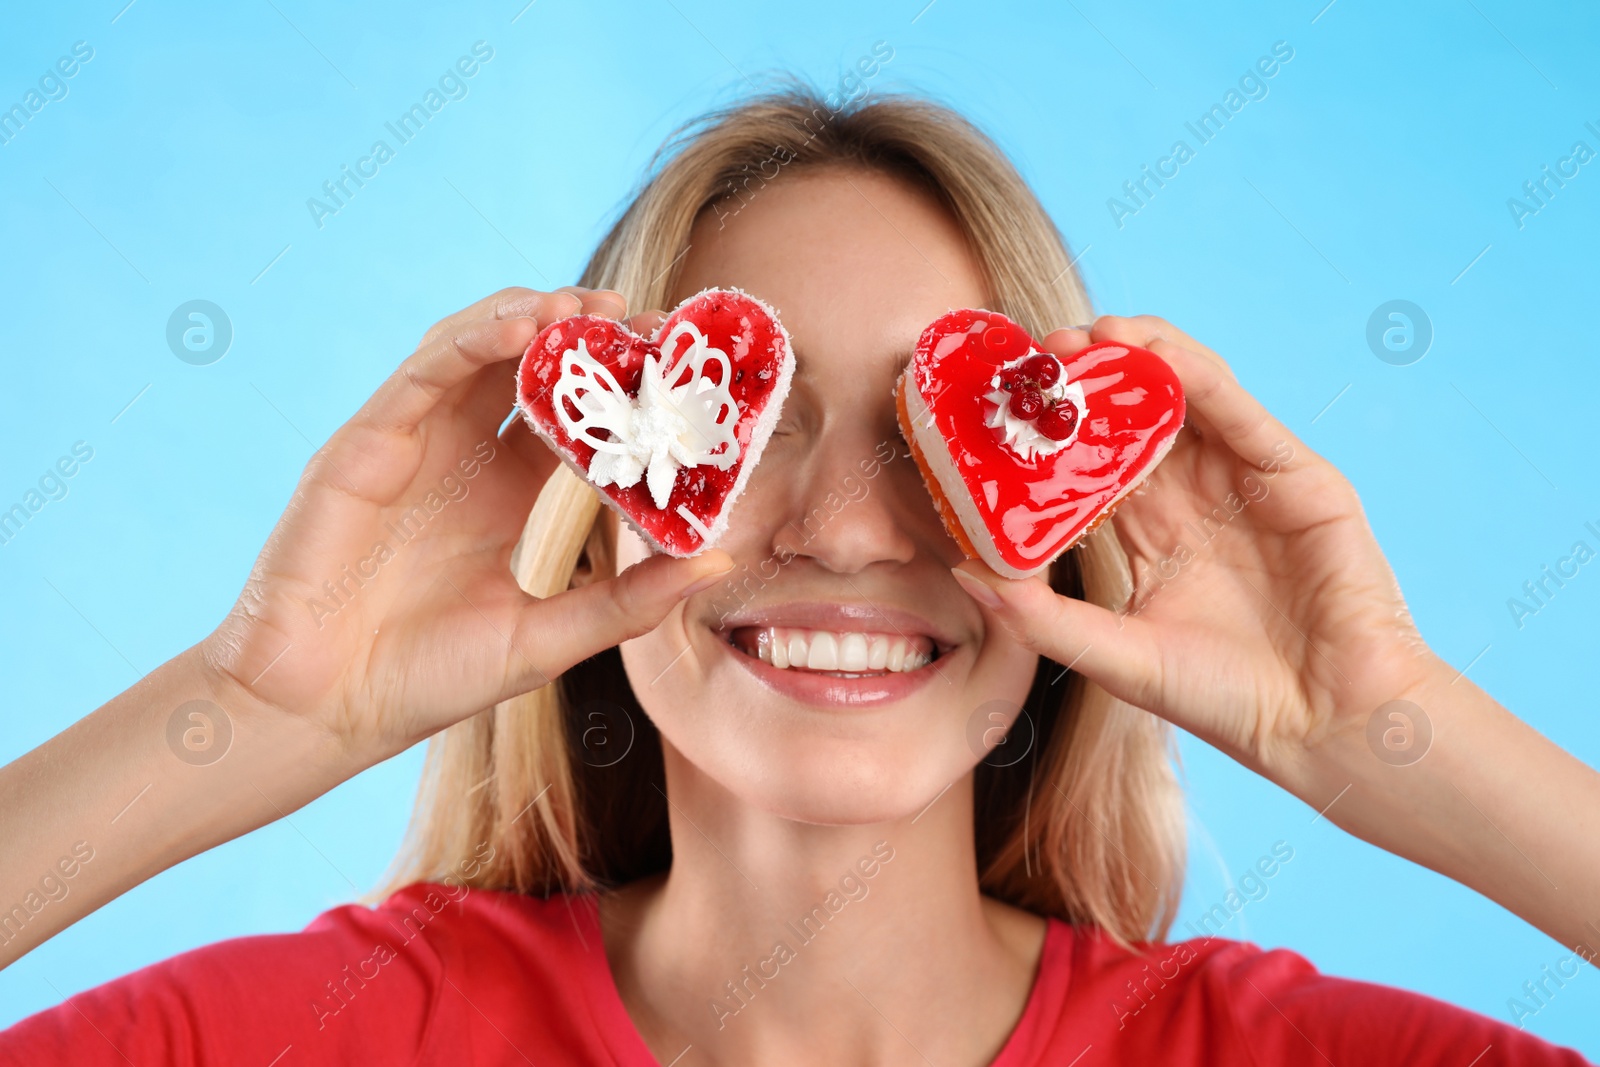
left=904, top=309, right=1185, bottom=576
left=517, top=288, right=791, bottom=556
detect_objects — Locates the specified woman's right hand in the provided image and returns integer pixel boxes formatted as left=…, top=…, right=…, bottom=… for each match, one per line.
left=1, top=286, right=730, bottom=965
left=200, top=286, right=732, bottom=768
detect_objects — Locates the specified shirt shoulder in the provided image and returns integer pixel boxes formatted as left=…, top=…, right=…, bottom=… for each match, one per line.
left=0, top=885, right=629, bottom=1067
left=1019, top=926, right=1593, bottom=1066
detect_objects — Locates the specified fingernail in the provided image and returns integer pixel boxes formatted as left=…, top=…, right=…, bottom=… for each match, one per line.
left=951, top=566, right=1004, bottom=610
left=593, top=298, right=627, bottom=319
left=679, top=552, right=735, bottom=599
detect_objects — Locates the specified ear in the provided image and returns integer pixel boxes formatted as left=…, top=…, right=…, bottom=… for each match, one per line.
left=570, top=508, right=618, bottom=589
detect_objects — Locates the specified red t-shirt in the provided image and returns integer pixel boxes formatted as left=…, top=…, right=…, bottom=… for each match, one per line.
left=0, top=883, right=1589, bottom=1065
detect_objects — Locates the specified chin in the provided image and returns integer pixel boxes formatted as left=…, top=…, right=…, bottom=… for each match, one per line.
left=622, top=624, right=1027, bottom=826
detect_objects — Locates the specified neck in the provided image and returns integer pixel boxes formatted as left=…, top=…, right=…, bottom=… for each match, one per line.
left=600, top=742, right=1047, bottom=1067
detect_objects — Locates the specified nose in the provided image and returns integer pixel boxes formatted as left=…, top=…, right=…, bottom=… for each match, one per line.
left=770, top=432, right=919, bottom=574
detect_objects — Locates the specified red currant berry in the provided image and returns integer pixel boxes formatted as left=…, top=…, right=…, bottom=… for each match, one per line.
left=1010, top=386, right=1045, bottom=419
left=1035, top=402, right=1079, bottom=441
left=998, top=368, right=1025, bottom=391
left=1020, top=354, right=1060, bottom=388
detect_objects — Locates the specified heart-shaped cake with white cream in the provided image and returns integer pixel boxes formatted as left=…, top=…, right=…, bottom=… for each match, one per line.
left=517, top=287, right=793, bottom=556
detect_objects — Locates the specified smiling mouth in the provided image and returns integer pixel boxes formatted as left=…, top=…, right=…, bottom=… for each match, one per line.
left=725, top=626, right=940, bottom=677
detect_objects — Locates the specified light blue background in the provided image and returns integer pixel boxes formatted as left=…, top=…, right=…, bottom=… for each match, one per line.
left=2, top=0, right=1597, bottom=1054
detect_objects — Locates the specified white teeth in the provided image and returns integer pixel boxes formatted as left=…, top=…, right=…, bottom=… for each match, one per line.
left=806, top=631, right=839, bottom=671
left=838, top=632, right=870, bottom=672
left=740, top=626, right=934, bottom=674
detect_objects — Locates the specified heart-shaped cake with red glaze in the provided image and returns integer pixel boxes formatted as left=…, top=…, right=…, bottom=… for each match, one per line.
left=517, top=287, right=793, bottom=556
left=896, top=309, right=1185, bottom=579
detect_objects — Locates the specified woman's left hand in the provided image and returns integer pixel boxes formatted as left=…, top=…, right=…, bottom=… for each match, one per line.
left=951, top=314, right=1438, bottom=790
left=951, top=314, right=1600, bottom=959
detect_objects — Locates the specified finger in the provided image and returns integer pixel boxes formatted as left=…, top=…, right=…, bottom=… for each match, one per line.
left=1146, top=338, right=1310, bottom=473
left=447, top=288, right=630, bottom=431
left=1090, top=314, right=1233, bottom=379
left=421, top=287, right=582, bottom=348
left=555, top=287, right=628, bottom=320
left=951, top=562, right=1166, bottom=713
left=503, top=550, right=734, bottom=693
left=627, top=309, right=667, bottom=336
left=1040, top=326, right=1092, bottom=358
left=357, top=316, right=540, bottom=437
left=496, top=407, right=560, bottom=485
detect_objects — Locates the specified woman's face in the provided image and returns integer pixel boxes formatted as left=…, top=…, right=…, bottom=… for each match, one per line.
left=614, top=166, right=1040, bottom=824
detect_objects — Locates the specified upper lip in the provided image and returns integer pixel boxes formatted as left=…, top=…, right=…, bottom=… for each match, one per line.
left=712, top=600, right=957, bottom=653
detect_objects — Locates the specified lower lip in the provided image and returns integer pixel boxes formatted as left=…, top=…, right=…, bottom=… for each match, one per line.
left=716, top=635, right=949, bottom=708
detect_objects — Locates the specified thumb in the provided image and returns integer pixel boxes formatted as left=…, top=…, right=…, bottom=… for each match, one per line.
left=950, top=560, right=1164, bottom=711
left=504, top=550, right=734, bottom=695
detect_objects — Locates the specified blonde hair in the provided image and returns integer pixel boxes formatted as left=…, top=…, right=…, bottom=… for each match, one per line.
left=381, top=86, right=1184, bottom=944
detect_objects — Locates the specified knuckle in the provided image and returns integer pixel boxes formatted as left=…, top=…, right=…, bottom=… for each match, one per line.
left=491, top=287, right=541, bottom=318
left=1322, top=467, right=1360, bottom=506
left=403, top=360, right=440, bottom=400
left=419, top=318, right=454, bottom=349
left=447, top=318, right=511, bottom=365
left=999, top=613, right=1046, bottom=653
left=300, top=447, right=347, bottom=496
left=1135, top=314, right=1180, bottom=345
left=547, top=290, right=585, bottom=317
left=1093, top=315, right=1144, bottom=343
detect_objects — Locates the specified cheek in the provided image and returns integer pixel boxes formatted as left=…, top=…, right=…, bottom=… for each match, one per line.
left=964, top=620, right=1042, bottom=728
left=610, top=517, right=694, bottom=708
left=633, top=599, right=1042, bottom=826
left=607, top=450, right=1045, bottom=822
left=617, top=606, right=706, bottom=766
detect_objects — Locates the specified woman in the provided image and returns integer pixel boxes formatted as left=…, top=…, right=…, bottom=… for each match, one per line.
left=1, top=88, right=1595, bottom=1065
